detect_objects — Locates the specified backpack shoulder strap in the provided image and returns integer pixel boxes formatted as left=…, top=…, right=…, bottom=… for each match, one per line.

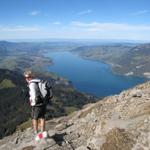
left=29, top=80, right=42, bottom=97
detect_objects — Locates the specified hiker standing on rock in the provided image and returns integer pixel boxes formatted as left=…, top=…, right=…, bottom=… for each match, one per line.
left=24, top=70, right=48, bottom=140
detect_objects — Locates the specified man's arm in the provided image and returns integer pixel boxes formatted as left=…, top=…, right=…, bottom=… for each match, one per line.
left=29, top=82, right=37, bottom=106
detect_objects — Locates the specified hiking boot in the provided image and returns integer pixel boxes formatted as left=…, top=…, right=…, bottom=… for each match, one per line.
left=42, top=131, right=48, bottom=138
left=35, top=131, right=48, bottom=141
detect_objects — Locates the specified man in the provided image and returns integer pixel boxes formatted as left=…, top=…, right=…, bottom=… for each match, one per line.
left=24, top=70, right=47, bottom=140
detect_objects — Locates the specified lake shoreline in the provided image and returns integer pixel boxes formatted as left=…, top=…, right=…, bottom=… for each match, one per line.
left=72, top=52, right=148, bottom=79
left=44, top=51, right=146, bottom=97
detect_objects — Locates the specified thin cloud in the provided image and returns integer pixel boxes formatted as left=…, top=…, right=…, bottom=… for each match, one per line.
left=1, top=23, right=150, bottom=41
left=71, top=21, right=150, bottom=31
left=78, top=9, right=93, bottom=15
left=0, top=26, right=40, bottom=32
left=29, top=11, right=40, bottom=16
left=53, top=22, right=61, bottom=25
left=132, top=10, right=149, bottom=16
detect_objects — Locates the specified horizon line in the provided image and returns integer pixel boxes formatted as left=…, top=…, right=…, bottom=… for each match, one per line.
left=0, top=38, right=150, bottom=43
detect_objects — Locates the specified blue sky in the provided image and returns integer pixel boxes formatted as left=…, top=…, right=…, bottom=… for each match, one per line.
left=0, top=0, right=150, bottom=41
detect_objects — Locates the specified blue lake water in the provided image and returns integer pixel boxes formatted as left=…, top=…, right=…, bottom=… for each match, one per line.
left=46, top=52, right=146, bottom=97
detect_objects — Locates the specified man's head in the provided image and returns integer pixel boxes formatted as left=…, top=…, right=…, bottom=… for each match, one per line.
left=24, top=70, right=33, bottom=82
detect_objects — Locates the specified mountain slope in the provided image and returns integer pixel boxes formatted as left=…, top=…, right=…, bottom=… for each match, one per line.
left=0, top=81, right=150, bottom=150
left=72, top=43, right=150, bottom=78
left=114, top=43, right=150, bottom=77
left=0, top=69, right=29, bottom=139
left=71, top=44, right=131, bottom=64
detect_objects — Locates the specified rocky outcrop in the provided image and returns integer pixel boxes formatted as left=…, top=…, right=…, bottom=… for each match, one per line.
left=0, top=81, right=150, bottom=150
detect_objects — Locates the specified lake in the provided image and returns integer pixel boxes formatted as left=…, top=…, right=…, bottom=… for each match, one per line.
left=46, top=52, right=146, bottom=97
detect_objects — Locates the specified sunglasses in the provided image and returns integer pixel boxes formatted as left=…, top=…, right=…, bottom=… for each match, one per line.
left=25, top=76, right=30, bottom=79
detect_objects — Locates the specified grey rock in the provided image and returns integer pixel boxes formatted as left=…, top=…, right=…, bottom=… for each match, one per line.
left=130, top=89, right=143, bottom=97
left=55, top=123, right=67, bottom=131
left=48, top=130, right=56, bottom=137
left=75, top=145, right=88, bottom=150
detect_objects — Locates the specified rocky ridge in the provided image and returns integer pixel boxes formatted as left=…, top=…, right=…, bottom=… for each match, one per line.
left=0, top=81, right=150, bottom=150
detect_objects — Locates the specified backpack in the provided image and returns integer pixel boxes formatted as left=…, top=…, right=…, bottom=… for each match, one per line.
left=34, top=80, right=53, bottom=105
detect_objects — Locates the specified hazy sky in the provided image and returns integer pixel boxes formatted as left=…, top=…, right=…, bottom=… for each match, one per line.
left=0, top=0, right=150, bottom=41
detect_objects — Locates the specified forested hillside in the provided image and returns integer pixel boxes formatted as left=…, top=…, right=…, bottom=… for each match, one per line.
left=0, top=69, right=28, bottom=138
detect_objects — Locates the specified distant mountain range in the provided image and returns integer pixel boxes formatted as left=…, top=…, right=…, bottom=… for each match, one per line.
left=0, top=40, right=150, bottom=77
left=0, top=41, right=84, bottom=72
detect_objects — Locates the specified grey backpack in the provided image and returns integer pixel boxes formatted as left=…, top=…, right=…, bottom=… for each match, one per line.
left=38, top=80, right=53, bottom=101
